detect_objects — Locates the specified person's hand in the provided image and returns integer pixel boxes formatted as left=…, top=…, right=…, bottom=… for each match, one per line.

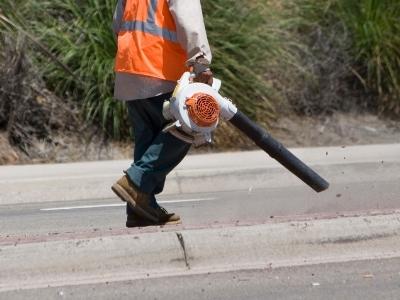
left=190, top=55, right=213, bottom=86
left=194, top=69, right=213, bottom=86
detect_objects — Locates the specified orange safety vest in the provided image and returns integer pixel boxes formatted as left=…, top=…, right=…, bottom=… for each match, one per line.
left=115, top=0, right=188, bottom=81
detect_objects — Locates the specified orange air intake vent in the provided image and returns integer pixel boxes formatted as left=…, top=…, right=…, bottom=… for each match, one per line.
left=185, top=93, right=220, bottom=127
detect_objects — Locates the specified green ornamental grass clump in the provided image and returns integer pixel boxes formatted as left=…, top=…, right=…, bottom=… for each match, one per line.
left=1, top=0, right=399, bottom=141
left=1, top=0, right=124, bottom=137
left=336, top=0, right=400, bottom=114
left=276, top=0, right=400, bottom=115
left=202, top=0, right=295, bottom=120
left=1, top=0, right=292, bottom=138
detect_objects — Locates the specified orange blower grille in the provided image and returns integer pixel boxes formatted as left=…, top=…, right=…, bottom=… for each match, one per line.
left=185, top=93, right=220, bottom=127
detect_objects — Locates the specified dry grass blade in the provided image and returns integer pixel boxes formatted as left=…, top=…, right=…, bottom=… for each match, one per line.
left=0, top=13, right=76, bottom=78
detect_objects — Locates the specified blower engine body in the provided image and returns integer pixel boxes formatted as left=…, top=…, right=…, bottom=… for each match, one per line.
left=163, top=72, right=238, bottom=145
left=162, top=72, right=330, bottom=193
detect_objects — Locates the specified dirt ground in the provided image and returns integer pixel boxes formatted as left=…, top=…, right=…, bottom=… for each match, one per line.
left=270, top=112, right=400, bottom=148
left=1, top=112, right=399, bottom=165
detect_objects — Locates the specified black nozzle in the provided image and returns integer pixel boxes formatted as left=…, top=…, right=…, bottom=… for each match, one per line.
left=229, top=111, right=329, bottom=193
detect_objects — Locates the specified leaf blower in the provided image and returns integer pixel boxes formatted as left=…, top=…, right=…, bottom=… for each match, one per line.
left=162, top=72, right=329, bottom=193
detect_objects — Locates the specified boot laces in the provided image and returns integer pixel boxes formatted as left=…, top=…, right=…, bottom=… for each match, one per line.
left=157, top=205, right=170, bottom=215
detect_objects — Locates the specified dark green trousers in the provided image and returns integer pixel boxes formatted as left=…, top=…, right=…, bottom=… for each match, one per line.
left=125, top=93, right=191, bottom=215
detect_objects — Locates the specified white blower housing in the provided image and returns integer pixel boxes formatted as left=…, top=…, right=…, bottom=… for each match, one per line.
left=162, top=72, right=237, bottom=146
left=162, top=72, right=330, bottom=193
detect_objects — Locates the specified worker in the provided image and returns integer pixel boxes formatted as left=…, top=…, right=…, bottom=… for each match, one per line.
left=111, top=0, right=213, bottom=227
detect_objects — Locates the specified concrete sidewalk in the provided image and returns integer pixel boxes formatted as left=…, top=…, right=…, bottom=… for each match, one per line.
left=1, top=144, right=400, bottom=205
left=1, top=212, right=400, bottom=292
left=1, top=144, right=400, bottom=293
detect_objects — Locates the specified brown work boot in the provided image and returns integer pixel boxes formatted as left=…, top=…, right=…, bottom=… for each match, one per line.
left=126, top=209, right=181, bottom=228
left=111, top=175, right=159, bottom=223
left=154, top=205, right=181, bottom=224
left=126, top=213, right=155, bottom=228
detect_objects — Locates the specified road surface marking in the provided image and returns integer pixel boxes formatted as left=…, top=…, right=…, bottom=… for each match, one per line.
left=40, top=197, right=216, bottom=211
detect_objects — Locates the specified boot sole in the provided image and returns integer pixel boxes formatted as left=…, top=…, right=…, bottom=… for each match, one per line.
left=111, top=183, right=158, bottom=223
left=126, top=219, right=181, bottom=228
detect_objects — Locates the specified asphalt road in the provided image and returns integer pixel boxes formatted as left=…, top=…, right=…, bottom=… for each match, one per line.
left=1, top=175, right=399, bottom=242
left=2, top=257, right=399, bottom=300
left=1, top=145, right=400, bottom=298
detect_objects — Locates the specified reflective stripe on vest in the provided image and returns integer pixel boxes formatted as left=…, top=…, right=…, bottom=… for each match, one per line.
left=120, top=21, right=178, bottom=43
left=115, top=0, right=187, bottom=81
left=119, top=0, right=178, bottom=43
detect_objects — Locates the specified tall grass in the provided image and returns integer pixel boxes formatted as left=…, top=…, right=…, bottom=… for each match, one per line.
left=0, top=1, right=121, bottom=138
left=1, top=0, right=124, bottom=137
left=278, top=0, right=400, bottom=115
left=1, top=0, right=299, bottom=138
left=1, top=0, right=399, bottom=142
left=336, top=0, right=400, bottom=114
left=202, top=0, right=302, bottom=120
left=282, top=0, right=362, bottom=115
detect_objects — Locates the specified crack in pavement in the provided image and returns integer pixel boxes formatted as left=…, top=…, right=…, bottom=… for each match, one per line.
left=176, top=232, right=190, bottom=269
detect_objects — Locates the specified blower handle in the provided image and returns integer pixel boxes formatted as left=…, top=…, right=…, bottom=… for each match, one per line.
left=229, top=111, right=329, bottom=193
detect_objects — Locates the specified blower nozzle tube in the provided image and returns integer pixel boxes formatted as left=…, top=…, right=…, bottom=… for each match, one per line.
left=229, top=110, right=330, bottom=193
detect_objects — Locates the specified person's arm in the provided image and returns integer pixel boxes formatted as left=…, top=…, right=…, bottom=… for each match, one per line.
left=168, top=0, right=213, bottom=84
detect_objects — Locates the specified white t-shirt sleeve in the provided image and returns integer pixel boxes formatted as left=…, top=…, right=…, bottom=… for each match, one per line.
left=168, top=0, right=212, bottom=65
